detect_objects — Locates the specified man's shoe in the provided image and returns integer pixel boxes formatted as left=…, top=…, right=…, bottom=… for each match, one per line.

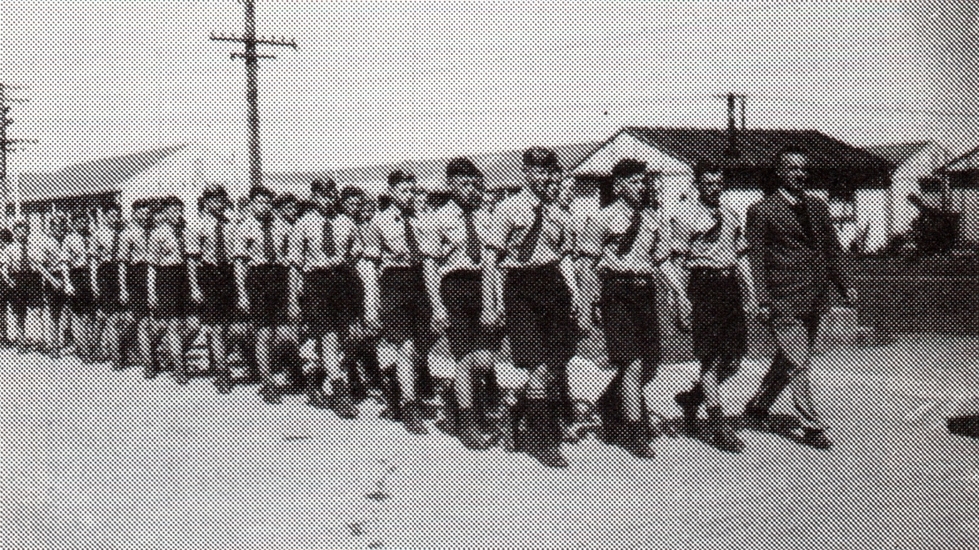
left=306, top=385, right=330, bottom=409
left=402, top=401, right=428, bottom=435
left=143, top=364, right=157, bottom=380
left=457, top=408, right=493, bottom=450
left=674, top=383, right=705, bottom=432
left=619, top=421, right=656, bottom=459
left=948, top=415, right=979, bottom=438
left=799, top=428, right=833, bottom=450
left=174, top=369, right=190, bottom=386
left=330, top=380, right=359, bottom=419
left=706, top=407, right=744, bottom=453
left=260, top=384, right=282, bottom=405
left=213, top=374, right=234, bottom=395
left=529, top=442, right=569, bottom=468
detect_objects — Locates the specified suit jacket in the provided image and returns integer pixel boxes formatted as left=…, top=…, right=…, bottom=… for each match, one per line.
left=746, top=191, right=849, bottom=318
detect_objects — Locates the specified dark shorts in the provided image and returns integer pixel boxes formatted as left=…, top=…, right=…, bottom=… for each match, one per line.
left=247, top=264, right=289, bottom=328
left=96, top=263, right=122, bottom=314
left=379, top=266, right=432, bottom=346
left=688, top=268, right=747, bottom=361
left=599, top=273, right=661, bottom=379
left=154, top=265, right=189, bottom=319
left=68, top=267, right=97, bottom=315
left=503, top=265, right=576, bottom=371
left=302, top=266, right=363, bottom=338
left=440, top=270, right=502, bottom=361
left=126, top=263, right=150, bottom=315
left=10, top=271, right=44, bottom=313
left=46, top=279, right=68, bottom=317
left=199, top=264, right=237, bottom=326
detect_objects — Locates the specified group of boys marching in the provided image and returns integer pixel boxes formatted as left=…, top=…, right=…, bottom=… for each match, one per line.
left=0, top=144, right=853, bottom=468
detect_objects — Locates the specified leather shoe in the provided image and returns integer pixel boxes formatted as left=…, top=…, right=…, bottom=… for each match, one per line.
left=402, top=401, right=428, bottom=435
left=213, top=374, right=234, bottom=395
left=799, top=428, right=833, bottom=450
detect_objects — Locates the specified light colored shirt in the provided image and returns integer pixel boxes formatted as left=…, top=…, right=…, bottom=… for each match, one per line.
left=671, top=201, right=747, bottom=270
left=4, top=235, right=60, bottom=272
left=420, top=200, right=492, bottom=274
left=120, top=223, right=153, bottom=264
left=234, top=214, right=292, bottom=266
left=582, top=199, right=669, bottom=276
left=486, top=187, right=572, bottom=268
left=187, top=213, right=235, bottom=266
left=92, top=225, right=124, bottom=265
left=61, top=233, right=91, bottom=269
left=292, top=209, right=362, bottom=271
left=370, top=205, right=426, bottom=269
left=149, top=224, right=186, bottom=267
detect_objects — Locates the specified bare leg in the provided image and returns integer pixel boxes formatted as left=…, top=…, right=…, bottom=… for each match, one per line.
left=255, top=327, right=279, bottom=403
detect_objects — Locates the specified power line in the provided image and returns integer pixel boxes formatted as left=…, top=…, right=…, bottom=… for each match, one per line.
left=209, top=0, right=297, bottom=191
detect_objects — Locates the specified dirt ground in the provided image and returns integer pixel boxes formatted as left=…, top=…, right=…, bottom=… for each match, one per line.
left=2, top=334, right=977, bottom=549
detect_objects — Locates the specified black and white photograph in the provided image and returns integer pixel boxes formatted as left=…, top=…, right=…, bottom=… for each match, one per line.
left=1, top=1, right=977, bottom=548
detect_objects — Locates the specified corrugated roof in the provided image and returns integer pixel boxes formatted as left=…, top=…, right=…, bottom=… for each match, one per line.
left=621, top=127, right=893, bottom=173
left=941, top=145, right=979, bottom=173
left=18, top=145, right=185, bottom=205
left=864, top=142, right=932, bottom=169
left=266, top=141, right=603, bottom=193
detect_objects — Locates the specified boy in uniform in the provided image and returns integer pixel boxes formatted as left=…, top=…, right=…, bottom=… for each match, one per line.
left=581, top=159, right=674, bottom=459
left=486, top=147, right=578, bottom=468
left=234, top=186, right=292, bottom=404
left=422, top=157, right=501, bottom=450
left=92, top=203, right=127, bottom=368
left=62, top=211, right=98, bottom=363
left=120, top=199, right=156, bottom=373
left=292, top=179, right=364, bottom=417
left=147, top=196, right=190, bottom=383
left=370, top=170, right=433, bottom=434
left=4, top=220, right=58, bottom=353
left=670, top=166, right=755, bottom=453
left=188, top=186, right=237, bottom=393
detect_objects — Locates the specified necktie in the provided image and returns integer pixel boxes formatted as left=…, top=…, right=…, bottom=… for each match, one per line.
left=700, top=208, right=723, bottom=244
left=403, top=214, right=420, bottom=262
left=110, top=228, right=120, bottom=263
left=215, top=219, right=227, bottom=265
left=322, top=215, right=337, bottom=258
left=19, top=243, right=28, bottom=272
left=616, top=208, right=643, bottom=257
left=175, top=225, right=186, bottom=261
left=142, top=227, right=151, bottom=263
left=463, top=208, right=480, bottom=264
left=262, top=217, right=275, bottom=264
left=790, top=202, right=816, bottom=248
left=517, top=203, right=544, bottom=263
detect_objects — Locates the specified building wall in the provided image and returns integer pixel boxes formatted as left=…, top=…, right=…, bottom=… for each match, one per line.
left=952, top=188, right=979, bottom=243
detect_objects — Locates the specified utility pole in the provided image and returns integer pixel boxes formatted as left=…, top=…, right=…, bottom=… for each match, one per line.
left=210, top=0, right=297, bottom=191
left=0, top=84, right=35, bottom=215
left=716, top=93, right=747, bottom=159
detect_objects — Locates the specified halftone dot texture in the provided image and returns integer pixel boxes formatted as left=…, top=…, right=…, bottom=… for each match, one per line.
left=1, top=0, right=978, bottom=549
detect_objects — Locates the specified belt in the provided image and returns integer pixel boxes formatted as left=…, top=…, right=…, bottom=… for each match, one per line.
left=603, top=272, right=656, bottom=285
left=507, top=262, right=560, bottom=274
left=689, top=266, right=736, bottom=277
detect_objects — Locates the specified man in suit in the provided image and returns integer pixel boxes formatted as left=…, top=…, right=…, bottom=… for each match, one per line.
left=743, top=145, right=855, bottom=450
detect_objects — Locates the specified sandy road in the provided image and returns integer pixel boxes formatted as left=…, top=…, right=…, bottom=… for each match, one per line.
left=2, top=335, right=977, bottom=549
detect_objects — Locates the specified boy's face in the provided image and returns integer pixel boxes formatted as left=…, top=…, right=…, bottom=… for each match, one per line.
left=13, top=225, right=28, bottom=242
left=104, top=209, right=121, bottom=227
left=391, top=181, right=419, bottom=211
left=251, top=195, right=272, bottom=218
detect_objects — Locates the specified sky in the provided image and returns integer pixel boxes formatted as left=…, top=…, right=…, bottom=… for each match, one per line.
left=0, top=0, right=977, bottom=177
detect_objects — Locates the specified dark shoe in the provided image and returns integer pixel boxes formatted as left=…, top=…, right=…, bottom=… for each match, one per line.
left=706, top=407, right=744, bottom=453
left=402, top=401, right=429, bottom=435
left=948, top=415, right=979, bottom=438
left=174, top=369, right=190, bottom=386
left=457, top=408, right=493, bottom=450
left=306, top=384, right=330, bottom=409
left=378, top=373, right=402, bottom=421
left=674, top=383, right=705, bottom=432
left=525, top=400, right=568, bottom=468
left=618, top=421, right=656, bottom=459
left=111, top=360, right=127, bottom=372
left=330, top=380, right=359, bottom=419
left=260, top=384, right=282, bottom=405
left=213, top=374, right=234, bottom=395
left=143, top=363, right=157, bottom=380
left=799, top=428, right=833, bottom=450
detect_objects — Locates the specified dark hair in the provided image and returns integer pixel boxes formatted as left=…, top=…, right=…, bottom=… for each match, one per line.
left=274, top=193, right=299, bottom=208
left=339, top=186, right=366, bottom=204
left=522, top=147, right=559, bottom=170
left=388, top=170, right=416, bottom=188
left=160, top=196, right=184, bottom=208
left=446, top=157, right=483, bottom=179
left=611, top=158, right=646, bottom=180
left=104, top=202, right=122, bottom=213
left=0, top=228, right=12, bottom=244
left=311, top=178, right=337, bottom=197
left=249, top=186, right=275, bottom=201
